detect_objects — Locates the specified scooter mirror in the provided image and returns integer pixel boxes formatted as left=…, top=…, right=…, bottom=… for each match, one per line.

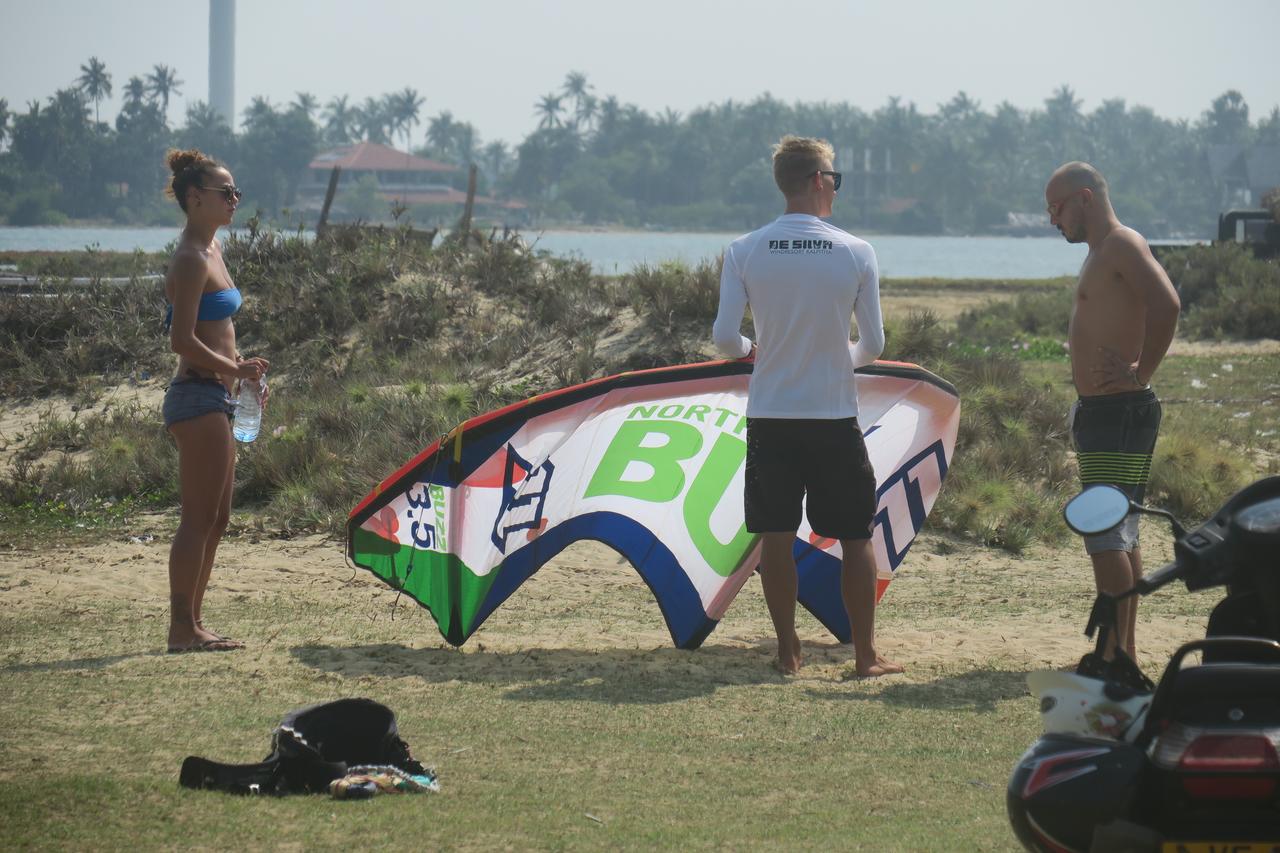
left=1063, top=485, right=1131, bottom=535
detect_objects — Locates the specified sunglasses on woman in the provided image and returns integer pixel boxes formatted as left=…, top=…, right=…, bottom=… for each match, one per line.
left=198, top=185, right=243, bottom=203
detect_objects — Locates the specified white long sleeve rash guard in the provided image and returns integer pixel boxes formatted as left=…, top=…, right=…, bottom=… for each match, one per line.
left=712, top=213, right=884, bottom=419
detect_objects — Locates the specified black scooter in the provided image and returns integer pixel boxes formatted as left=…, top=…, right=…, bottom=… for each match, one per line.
left=1007, top=476, right=1280, bottom=852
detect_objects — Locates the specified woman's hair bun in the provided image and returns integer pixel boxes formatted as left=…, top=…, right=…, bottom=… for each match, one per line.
left=166, top=148, right=205, bottom=176
left=165, top=148, right=223, bottom=210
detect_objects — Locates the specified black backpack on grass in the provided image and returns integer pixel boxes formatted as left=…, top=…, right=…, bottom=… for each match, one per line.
left=179, top=698, right=425, bottom=795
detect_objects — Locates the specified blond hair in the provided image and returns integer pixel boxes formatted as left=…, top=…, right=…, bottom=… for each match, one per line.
left=772, top=135, right=835, bottom=196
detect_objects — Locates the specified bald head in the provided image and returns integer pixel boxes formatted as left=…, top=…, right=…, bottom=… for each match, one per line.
left=1048, top=161, right=1109, bottom=201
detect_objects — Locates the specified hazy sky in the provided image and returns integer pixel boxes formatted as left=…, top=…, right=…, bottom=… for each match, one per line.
left=4, top=0, right=1278, bottom=147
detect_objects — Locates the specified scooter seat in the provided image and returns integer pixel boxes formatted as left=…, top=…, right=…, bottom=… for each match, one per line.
left=1157, top=662, right=1280, bottom=726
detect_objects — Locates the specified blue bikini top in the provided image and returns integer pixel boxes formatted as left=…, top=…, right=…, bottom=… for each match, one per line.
left=163, top=286, right=242, bottom=332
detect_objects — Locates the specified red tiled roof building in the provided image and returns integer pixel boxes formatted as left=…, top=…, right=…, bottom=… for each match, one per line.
left=302, top=142, right=524, bottom=218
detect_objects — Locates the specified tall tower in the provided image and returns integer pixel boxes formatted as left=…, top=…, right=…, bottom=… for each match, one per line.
left=209, top=0, right=236, bottom=128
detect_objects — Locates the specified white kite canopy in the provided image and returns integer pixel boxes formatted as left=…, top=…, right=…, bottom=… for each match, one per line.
left=348, top=358, right=960, bottom=648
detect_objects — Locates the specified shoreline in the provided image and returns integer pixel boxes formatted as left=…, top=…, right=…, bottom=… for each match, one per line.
left=0, top=227, right=1101, bottom=279
left=1, top=222, right=1206, bottom=241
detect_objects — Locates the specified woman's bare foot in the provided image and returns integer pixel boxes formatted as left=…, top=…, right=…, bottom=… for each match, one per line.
left=196, top=620, right=237, bottom=643
left=853, top=654, right=904, bottom=678
left=168, top=623, right=242, bottom=653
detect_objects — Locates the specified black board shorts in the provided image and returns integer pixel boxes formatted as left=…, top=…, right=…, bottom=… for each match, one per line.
left=744, top=417, right=877, bottom=540
left=1069, top=387, right=1162, bottom=554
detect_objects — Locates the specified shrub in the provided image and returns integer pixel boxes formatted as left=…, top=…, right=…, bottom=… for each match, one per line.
left=0, top=279, right=169, bottom=396
left=883, top=309, right=947, bottom=365
left=1147, top=428, right=1251, bottom=522
left=1162, top=243, right=1280, bottom=340
left=625, top=259, right=721, bottom=332
left=955, top=286, right=1073, bottom=344
left=7, top=190, right=68, bottom=226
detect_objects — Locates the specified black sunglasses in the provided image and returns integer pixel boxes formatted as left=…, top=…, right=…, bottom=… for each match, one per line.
left=810, top=170, right=842, bottom=192
left=198, top=184, right=243, bottom=203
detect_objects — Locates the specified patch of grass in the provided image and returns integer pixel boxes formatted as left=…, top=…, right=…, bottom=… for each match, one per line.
left=0, top=247, right=166, bottom=277
left=922, top=352, right=1076, bottom=552
left=884, top=276, right=1071, bottom=292
left=1022, top=353, right=1280, bottom=522
left=0, top=400, right=176, bottom=514
left=0, top=548, right=1049, bottom=851
left=0, top=494, right=165, bottom=545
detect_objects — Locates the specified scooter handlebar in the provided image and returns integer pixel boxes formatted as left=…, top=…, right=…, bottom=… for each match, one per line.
left=1135, top=559, right=1183, bottom=595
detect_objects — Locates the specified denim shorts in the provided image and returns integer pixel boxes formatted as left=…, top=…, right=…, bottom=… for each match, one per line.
left=162, top=377, right=236, bottom=429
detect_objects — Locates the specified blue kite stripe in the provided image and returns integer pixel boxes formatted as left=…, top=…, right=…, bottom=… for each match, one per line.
left=469, top=511, right=717, bottom=650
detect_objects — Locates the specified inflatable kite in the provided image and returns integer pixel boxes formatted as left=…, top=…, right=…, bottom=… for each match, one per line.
left=347, top=359, right=959, bottom=649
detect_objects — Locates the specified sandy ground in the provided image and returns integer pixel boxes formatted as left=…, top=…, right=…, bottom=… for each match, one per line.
left=0, top=509, right=1205, bottom=684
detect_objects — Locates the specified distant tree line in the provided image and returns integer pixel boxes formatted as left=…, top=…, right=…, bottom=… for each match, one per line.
left=1, top=62, right=1277, bottom=235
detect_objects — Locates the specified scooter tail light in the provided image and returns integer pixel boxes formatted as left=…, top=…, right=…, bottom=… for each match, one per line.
left=1152, top=723, right=1280, bottom=771
left=1178, top=733, right=1280, bottom=771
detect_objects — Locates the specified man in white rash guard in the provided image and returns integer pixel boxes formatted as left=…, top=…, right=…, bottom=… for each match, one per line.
left=713, top=135, right=902, bottom=677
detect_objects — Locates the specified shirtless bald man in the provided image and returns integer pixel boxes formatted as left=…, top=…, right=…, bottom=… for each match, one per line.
left=1047, top=161, right=1181, bottom=661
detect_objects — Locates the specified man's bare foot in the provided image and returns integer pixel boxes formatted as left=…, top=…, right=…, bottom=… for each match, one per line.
left=853, top=654, right=904, bottom=678
left=775, top=632, right=803, bottom=675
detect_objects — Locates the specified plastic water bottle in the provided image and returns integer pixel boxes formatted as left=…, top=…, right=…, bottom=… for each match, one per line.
left=232, top=378, right=263, bottom=443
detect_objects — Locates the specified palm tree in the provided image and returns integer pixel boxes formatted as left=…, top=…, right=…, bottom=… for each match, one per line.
left=427, top=110, right=456, bottom=157
left=454, top=123, right=477, bottom=165
left=146, top=63, right=183, bottom=123
left=1258, top=106, right=1280, bottom=146
left=592, top=95, right=623, bottom=153
left=534, top=93, right=564, bottom=130
left=322, top=95, right=355, bottom=145
left=562, top=70, right=590, bottom=96
left=123, top=76, right=147, bottom=111
left=482, top=139, right=509, bottom=182
left=49, top=87, right=91, bottom=123
left=242, top=96, right=274, bottom=131
left=389, top=86, right=424, bottom=154
left=355, top=95, right=391, bottom=143
left=291, top=91, right=319, bottom=119
left=1041, top=84, right=1083, bottom=153
left=185, top=100, right=227, bottom=133
left=1202, top=90, right=1251, bottom=145
left=76, top=56, right=112, bottom=125
left=561, top=70, right=594, bottom=132
left=938, top=90, right=981, bottom=125
left=1089, top=98, right=1131, bottom=166
left=573, top=92, right=598, bottom=133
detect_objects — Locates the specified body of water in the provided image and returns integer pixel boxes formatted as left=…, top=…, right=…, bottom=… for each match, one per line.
left=0, top=225, right=1091, bottom=279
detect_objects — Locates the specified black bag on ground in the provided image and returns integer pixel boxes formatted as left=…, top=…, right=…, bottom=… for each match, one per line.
left=179, top=698, right=425, bottom=795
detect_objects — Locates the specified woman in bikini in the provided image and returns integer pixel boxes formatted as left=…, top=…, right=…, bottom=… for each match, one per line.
left=161, top=148, right=269, bottom=653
